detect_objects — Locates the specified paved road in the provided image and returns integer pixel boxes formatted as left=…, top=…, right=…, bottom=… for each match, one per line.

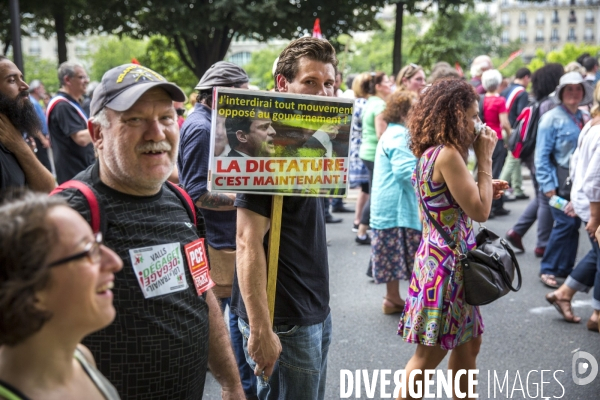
left=203, top=178, right=600, bottom=399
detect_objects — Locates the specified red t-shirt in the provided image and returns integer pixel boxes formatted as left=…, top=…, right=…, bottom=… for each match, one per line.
left=483, top=95, right=507, bottom=139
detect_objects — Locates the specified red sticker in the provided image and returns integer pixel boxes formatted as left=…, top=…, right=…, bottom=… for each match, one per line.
left=184, top=238, right=215, bottom=296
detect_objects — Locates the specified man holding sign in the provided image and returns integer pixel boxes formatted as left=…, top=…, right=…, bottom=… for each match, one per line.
left=231, top=37, right=336, bottom=400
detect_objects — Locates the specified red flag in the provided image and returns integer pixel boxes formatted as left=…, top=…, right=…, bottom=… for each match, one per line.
left=312, top=18, right=323, bottom=39
left=498, top=49, right=523, bottom=70
left=455, top=62, right=464, bottom=77
left=131, top=58, right=140, bottom=65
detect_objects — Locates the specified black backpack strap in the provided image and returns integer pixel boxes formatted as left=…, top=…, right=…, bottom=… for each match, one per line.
left=50, top=180, right=106, bottom=234
left=165, top=181, right=197, bottom=227
left=479, top=94, right=486, bottom=123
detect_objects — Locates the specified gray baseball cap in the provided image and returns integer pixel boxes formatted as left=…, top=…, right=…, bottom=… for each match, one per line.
left=195, top=61, right=249, bottom=90
left=90, top=64, right=186, bottom=117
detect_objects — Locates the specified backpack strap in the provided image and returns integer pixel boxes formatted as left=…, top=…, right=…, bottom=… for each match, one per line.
left=165, top=181, right=197, bottom=227
left=50, top=180, right=103, bottom=233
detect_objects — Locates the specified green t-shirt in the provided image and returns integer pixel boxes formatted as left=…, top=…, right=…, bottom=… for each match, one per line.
left=358, top=96, right=386, bottom=162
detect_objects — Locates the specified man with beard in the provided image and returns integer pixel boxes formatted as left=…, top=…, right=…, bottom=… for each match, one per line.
left=53, top=63, right=244, bottom=399
left=47, top=62, right=93, bottom=184
left=0, top=56, right=55, bottom=192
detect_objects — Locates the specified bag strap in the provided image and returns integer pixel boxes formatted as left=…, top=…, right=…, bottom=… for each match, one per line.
left=415, top=154, right=462, bottom=254
left=500, top=240, right=522, bottom=291
left=165, top=181, right=197, bottom=227
left=50, top=180, right=102, bottom=233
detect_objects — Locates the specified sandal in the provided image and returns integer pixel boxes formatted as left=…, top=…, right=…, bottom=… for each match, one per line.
left=586, top=319, right=599, bottom=333
left=545, top=292, right=581, bottom=323
left=540, top=274, right=559, bottom=289
left=382, top=297, right=405, bottom=315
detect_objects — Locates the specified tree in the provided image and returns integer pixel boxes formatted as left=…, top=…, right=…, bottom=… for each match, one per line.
left=22, top=55, right=60, bottom=93
left=527, top=43, right=600, bottom=72
left=95, top=0, right=386, bottom=79
left=86, top=36, right=147, bottom=81
left=243, top=46, right=284, bottom=90
left=410, top=8, right=520, bottom=72
left=137, top=36, right=199, bottom=96
left=338, top=14, right=421, bottom=76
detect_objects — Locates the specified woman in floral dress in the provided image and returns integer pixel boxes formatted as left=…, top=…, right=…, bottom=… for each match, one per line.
left=397, top=79, right=508, bottom=400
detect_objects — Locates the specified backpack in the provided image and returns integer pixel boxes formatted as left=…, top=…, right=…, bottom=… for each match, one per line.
left=507, top=96, right=547, bottom=160
left=49, top=180, right=197, bottom=234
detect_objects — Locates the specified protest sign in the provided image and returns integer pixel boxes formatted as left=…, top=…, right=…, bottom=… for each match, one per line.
left=208, top=88, right=353, bottom=197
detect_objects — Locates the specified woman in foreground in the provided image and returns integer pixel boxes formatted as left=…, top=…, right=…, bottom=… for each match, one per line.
left=397, top=79, right=507, bottom=400
left=0, top=192, right=122, bottom=399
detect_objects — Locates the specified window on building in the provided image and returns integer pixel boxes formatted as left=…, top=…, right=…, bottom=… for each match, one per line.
left=519, top=12, right=527, bottom=25
left=569, top=10, right=577, bottom=23
left=570, top=0, right=575, bottom=5
left=502, top=31, right=510, bottom=43
left=568, top=27, right=577, bottom=41
left=519, top=30, right=528, bottom=42
left=585, top=27, right=594, bottom=41
left=28, top=38, right=41, bottom=57
left=552, top=10, right=560, bottom=23
left=228, top=51, right=252, bottom=67
left=536, top=12, right=545, bottom=24
left=536, top=29, right=545, bottom=42
left=501, top=0, right=509, bottom=6
left=586, top=9, right=594, bottom=23
left=551, top=28, right=560, bottom=41
left=502, top=13, right=510, bottom=26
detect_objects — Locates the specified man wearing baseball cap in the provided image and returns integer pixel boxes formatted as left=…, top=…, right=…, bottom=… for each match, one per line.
left=178, top=61, right=258, bottom=399
left=54, top=64, right=244, bottom=399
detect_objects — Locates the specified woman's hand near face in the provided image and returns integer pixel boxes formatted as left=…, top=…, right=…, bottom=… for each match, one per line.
left=473, top=126, right=497, bottom=164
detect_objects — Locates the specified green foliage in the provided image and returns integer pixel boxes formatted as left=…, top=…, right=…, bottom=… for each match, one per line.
left=22, top=55, right=60, bottom=94
left=526, top=44, right=600, bottom=72
left=86, top=36, right=147, bottom=82
left=137, top=36, right=198, bottom=96
left=546, top=43, right=600, bottom=65
left=410, top=9, right=512, bottom=72
left=243, top=46, right=283, bottom=90
left=338, top=15, right=421, bottom=76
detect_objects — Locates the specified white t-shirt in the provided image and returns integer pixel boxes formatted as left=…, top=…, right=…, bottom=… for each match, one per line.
left=570, top=121, right=600, bottom=221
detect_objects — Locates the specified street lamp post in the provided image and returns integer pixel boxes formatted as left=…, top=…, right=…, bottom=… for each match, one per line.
left=9, top=0, right=24, bottom=73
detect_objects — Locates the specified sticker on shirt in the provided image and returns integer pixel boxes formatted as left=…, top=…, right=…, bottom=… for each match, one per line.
left=184, top=238, right=215, bottom=296
left=129, top=243, right=188, bottom=299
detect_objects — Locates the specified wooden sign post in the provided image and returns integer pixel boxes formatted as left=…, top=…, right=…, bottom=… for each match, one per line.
left=266, top=195, right=284, bottom=324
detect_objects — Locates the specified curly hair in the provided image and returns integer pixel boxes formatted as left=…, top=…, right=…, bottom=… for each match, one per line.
left=408, top=79, right=478, bottom=159
left=0, top=191, right=66, bottom=346
left=382, top=90, right=416, bottom=124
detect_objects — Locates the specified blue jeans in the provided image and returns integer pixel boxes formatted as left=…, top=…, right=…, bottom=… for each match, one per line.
left=219, top=298, right=257, bottom=398
left=238, top=313, right=332, bottom=400
left=566, top=232, right=600, bottom=310
left=540, top=207, right=581, bottom=277
left=511, top=156, right=554, bottom=248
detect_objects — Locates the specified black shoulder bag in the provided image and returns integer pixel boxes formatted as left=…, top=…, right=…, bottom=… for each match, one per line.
left=416, top=159, right=522, bottom=306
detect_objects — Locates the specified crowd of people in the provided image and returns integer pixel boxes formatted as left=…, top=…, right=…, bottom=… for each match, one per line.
left=0, top=36, right=599, bottom=400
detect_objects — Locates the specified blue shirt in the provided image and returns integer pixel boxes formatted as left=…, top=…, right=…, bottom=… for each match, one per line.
left=29, top=95, right=48, bottom=136
left=178, top=103, right=237, bottom=249
left=534, top=106, right=586, bottom=194
left=370, top=123, right=421, bottom=231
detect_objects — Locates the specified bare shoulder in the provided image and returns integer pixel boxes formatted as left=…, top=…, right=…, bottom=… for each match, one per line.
left=433, top=146, right=465, bottom=183
left=76, top=344, right=97, bottom=368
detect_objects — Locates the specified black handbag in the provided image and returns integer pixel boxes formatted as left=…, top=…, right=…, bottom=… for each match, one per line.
left=555, top=163, right=572, bottom=201
left=416, top=169, right=522, bottom=305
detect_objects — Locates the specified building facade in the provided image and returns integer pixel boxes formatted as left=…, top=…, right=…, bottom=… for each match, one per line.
left=499, top=0, right=600, bottom=57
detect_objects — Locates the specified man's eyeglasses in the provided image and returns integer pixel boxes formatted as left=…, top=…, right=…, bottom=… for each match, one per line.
left=47, top=232, right=103, bottom=268
left=76, top=75, right=89, bottom=80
